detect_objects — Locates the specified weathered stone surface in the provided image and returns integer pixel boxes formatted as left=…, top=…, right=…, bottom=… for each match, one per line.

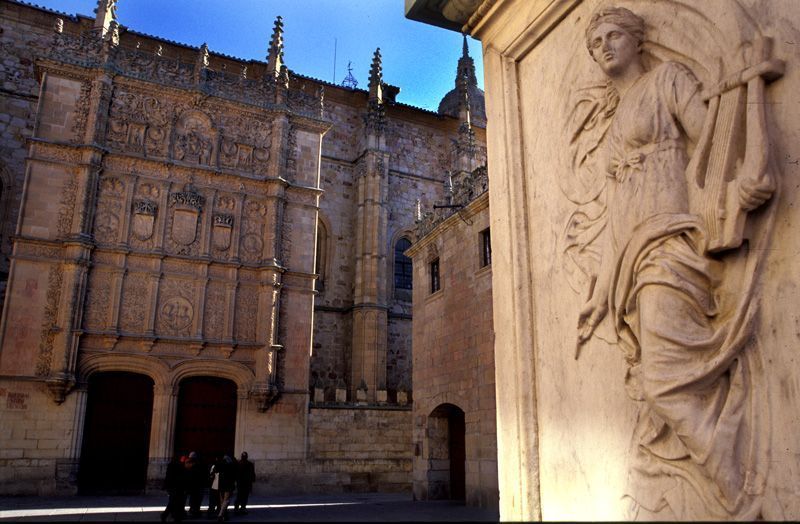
left=407, top=192, right=497, bottom=510
left=0, top=0, right=486, bottom=498
left=409, top=0, right=800, bottom=520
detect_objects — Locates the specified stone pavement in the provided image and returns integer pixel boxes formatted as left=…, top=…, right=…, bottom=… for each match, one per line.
left=0, top=492, right=499, bottom=522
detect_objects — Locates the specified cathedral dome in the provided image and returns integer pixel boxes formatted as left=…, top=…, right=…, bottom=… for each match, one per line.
left=437, top=36, right=486, bottom=127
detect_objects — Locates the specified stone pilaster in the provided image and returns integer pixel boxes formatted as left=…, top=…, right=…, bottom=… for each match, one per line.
left=350, top=48, right=390, bottom=402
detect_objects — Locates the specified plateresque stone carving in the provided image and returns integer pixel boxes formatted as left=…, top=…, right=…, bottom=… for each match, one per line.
left=563, top=5, right=783, bottom=520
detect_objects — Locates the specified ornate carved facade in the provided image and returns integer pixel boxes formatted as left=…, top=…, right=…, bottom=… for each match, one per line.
left=0, top=0, right=486, bottom=495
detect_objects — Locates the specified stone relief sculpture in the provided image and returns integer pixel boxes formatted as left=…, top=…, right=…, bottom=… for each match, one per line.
left=562, top=4, right=783, bottom=520
left=172, top=110, right=216, bottom=166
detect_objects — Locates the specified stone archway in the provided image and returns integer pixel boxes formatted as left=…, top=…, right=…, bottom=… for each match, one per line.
left=427, top=403, right=466, bottom=501
left=78, top=371, right=154, bottom=494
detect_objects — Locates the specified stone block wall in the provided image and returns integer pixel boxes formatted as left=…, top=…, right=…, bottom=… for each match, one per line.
left=407, top=192, right=497, bottom=509
left=305, top=407, right=412, bottom=492
left=0, top=380, right=82, bottom=495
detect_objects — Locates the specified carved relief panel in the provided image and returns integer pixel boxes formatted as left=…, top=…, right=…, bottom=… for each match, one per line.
left=83, top=269, right=113, bottom=331
left=165, top=184, right=206, bottom=257
left=239, top=198, right=269, bottom=264
left=526, top=1, right=787, bottom=520
left=107, top=88, right=171, bottom=157
left=172, top=110, right=217, bottom=166
left=93, top=176, right=126, bottom=244
left=217, top=113, right=272, bottom=175
left=128, top=180, right=162, bottom=251
left=203, top=280, right=228, bottom=341
left=233, top=283, right=258, bottom=343
left=155, top=277, right=196, bottom=338
left=118, top=272, right=149, bottom=333
left=211, top=193, right=237, bottom=260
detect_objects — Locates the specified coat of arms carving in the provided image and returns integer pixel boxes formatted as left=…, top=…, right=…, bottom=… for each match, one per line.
left=169, top=185, right=205, bottom=246
left=131, top=199, right=157, bottom=241
left=212, top=213, right=234, bottom=251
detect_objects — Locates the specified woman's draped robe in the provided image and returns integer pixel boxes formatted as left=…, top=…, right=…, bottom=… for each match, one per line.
left=566, top=61, right=768, bottom=519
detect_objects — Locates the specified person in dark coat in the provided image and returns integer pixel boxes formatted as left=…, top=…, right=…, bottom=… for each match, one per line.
left=161, top=456, right=187, bottom=522
left=215, top=455, right=236, bottom=522
left=234, top=452, right=256, bottom=514
left=185, top=451, right=205, bottom=518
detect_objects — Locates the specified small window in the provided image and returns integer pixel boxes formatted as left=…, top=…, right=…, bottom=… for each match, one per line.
left=394, top=238, right=413, bottom=291
left=480, top=228, right=492, bottom=267
left=430, top=258, right=440, bottom=293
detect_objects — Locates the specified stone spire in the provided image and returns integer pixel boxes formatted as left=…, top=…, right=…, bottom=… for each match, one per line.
left=368, top=48, right=383, bottom=102
left=365, top=48, right=386, bottom=136
left=266, top=16, right=285, bottom=78
left=93, top=0, right=118, bottom=37
left=437, top=35, right=486, bottom=127
left=456, top=34, right=478, bottom=88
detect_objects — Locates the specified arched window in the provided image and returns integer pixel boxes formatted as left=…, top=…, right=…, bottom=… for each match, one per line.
left=314, top=220, right=328, bottom=292
left=394, top=238, right=413, bottom=293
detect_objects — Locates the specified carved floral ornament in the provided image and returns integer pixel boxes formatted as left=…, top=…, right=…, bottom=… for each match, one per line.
left=560, top=2, right=784, bottom=520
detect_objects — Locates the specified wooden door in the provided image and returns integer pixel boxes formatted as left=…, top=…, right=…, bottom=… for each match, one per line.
left=173, top=376, right=237, bottom=467
left=79, top=372, right=154, bottom=494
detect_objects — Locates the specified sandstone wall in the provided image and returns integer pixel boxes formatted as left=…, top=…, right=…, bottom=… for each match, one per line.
left=408, top=193, right=497, bottom=509
left=254, top=407, right=412, bottom=494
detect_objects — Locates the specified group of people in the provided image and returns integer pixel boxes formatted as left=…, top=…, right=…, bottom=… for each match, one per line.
left=162, top=451, right=256, bottom=522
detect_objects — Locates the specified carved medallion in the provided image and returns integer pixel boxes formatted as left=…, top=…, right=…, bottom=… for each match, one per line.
left=241, top=234, right=263, bottom=255
left=160, top=296, right=193, bottom=331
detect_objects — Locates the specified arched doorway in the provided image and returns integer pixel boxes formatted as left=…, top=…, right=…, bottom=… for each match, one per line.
left=79, top=372, right=154, bottom=494
left=427, top=403, right=466, bottom=501
left=173, top=376, right=237, bottom=467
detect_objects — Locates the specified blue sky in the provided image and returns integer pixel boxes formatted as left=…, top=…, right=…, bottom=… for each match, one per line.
left=29, top=0, right=484, bottom=111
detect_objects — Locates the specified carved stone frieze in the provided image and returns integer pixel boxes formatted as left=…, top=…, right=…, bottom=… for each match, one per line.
left=107, top=88, right=171, bottom=157
left=83, top=270, right=113, bottom=330
left=156, top=278, right=195, bottom=338
left=14, top=242, right=61, bottom=260
left=171, top=110, right=216, bottom=166
left=92, top=176, right=125, bottom=244
left=70, top=80, right=92, bottom=143
left=119, top=272, right=149, bottom=333
left=35, top=264, right=63, bottom=377
left=203, top=281, right=227, bottom=340
left=234, top=284, right=258, bottom=343
left=239, top=198, right=268, bottom=264
left=56, top=176, right=78, bottom=239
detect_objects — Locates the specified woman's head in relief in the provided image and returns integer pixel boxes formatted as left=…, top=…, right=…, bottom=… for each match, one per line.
left=586, top=7, right=645, bottom=77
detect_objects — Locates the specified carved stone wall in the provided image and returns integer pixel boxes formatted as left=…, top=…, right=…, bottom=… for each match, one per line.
left=446, top=0, right=800, bottom=520
left=0, top=0, right=488, bottom=498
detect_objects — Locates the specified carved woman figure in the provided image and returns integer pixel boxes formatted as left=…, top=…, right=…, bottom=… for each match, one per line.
left=572, top=7, right=775, bottom=520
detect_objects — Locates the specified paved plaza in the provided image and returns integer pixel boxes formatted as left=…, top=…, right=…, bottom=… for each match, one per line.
left=0, top=492, right=499, bottom=522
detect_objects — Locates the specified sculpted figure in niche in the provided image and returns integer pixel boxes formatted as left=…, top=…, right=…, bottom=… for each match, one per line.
left=568, top=6, right=782, bottom=520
